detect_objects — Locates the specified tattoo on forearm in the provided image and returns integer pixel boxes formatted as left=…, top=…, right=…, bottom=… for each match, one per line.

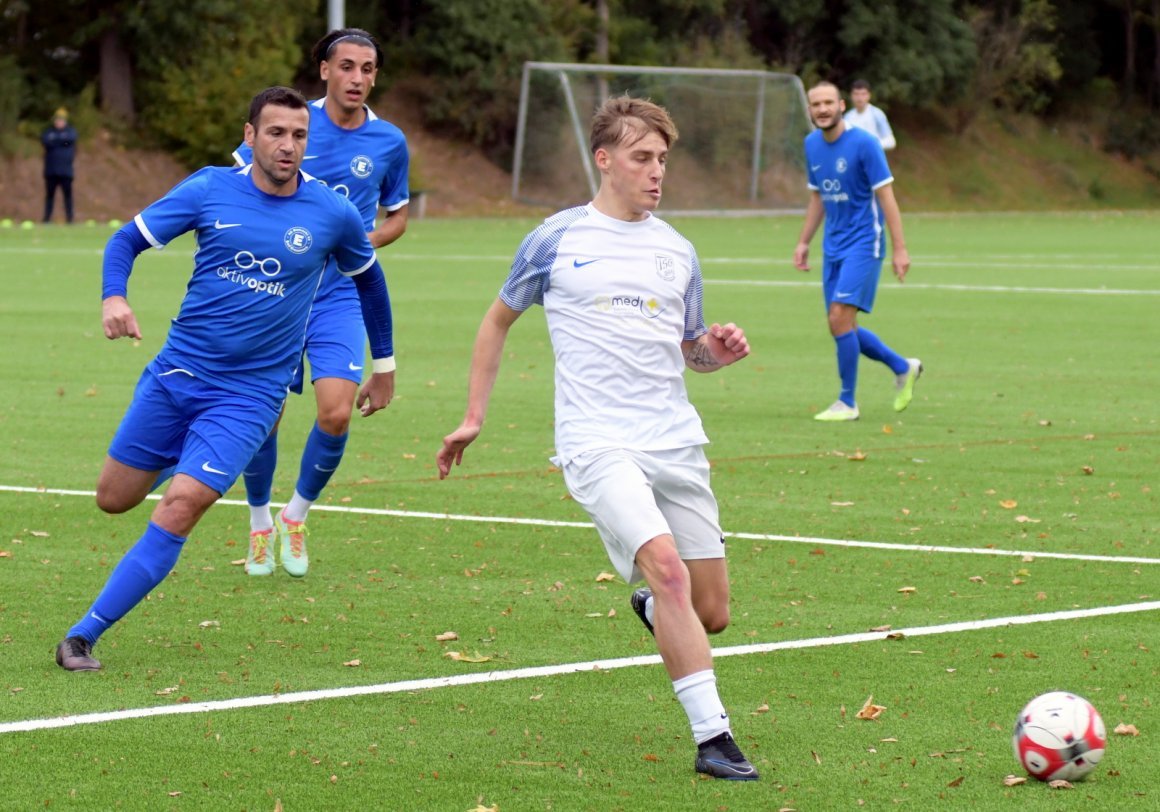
left=684, top=341, right=721, bottom=370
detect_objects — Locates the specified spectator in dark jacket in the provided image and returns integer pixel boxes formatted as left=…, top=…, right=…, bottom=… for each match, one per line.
left=42, top=107, right=78, bottom=223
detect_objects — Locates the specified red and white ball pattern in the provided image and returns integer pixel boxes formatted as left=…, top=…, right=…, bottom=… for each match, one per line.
left=1012, top=691, right=1107, bottom=782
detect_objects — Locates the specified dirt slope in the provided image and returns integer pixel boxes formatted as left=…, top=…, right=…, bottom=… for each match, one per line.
left=0, top=89, right=537, bottom=223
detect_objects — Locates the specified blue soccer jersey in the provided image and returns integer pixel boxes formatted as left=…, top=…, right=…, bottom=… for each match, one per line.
left=234, top=99, right=409, bottom=311
left=804, top=125, right=893, bottom=259
left=132, top=165, right=377, bottom=405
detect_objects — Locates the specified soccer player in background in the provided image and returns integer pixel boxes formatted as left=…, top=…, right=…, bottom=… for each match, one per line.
left=436, top=96, right=759, bottom=781
left=54, top=87, right=396, bottom=672
left=232, top=28, right=409, bottom=578
left=794, top=81, right=920, bottom=422
left=843, top=79, right=896, bottom=151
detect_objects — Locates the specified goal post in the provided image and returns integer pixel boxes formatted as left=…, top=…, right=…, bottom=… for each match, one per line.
left=512, top=61, right=813, bottom=216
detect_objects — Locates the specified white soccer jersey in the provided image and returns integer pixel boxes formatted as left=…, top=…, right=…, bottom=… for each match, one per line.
left=500, top=204, right=710, bottom=465
left=843, top=104, right=896, bottom=150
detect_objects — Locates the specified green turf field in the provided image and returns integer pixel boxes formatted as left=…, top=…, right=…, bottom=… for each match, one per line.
left=0, top=212, right=1157, bottom=810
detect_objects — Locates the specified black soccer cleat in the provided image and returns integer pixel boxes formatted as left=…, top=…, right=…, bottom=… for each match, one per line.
left=55, top=636, right=101, bottom=672
left=630, top=588, right=655, bottom=636
left=695, top=731, right=760, bottom=781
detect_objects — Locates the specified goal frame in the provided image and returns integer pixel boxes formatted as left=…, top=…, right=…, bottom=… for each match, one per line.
left=512, top=61, right=812, bottom=216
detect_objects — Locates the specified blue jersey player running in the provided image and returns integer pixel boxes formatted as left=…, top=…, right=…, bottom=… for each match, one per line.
left=793, top=81, right=921, bottom=422
left=54, top=87, right=396, bottom=672
left=232, top=28, right=409, bottom=577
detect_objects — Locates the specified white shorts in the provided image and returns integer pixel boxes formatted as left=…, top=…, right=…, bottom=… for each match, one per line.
left=561, top=446, right=724, bottom=584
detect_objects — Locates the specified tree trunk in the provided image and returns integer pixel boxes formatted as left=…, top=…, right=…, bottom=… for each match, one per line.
left=1124, top=0, right=1137, bottom=97
left=99, top=27, right=135, bottom=123
left=1153, top=0, right=1160, bottom=105
left=596, top=0, right=610, bottom=101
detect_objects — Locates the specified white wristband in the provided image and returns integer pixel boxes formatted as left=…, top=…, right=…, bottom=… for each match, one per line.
left=372, top=357, right=396, bottom=374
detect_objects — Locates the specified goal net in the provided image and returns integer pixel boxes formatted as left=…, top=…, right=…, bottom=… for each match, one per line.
left=512, top=62, right=812, bottom=215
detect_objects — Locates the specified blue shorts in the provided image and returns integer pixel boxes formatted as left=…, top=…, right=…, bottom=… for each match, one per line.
left=290, top=299, right=366, bottom=394
left=822, top=254, right=882, bottom=313
left=108, top=360, right=282, bottom=494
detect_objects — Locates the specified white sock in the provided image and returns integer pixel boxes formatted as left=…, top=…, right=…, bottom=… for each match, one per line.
left=672, top=669, right=730, bottom=744
left=282, top=492, right=313, bottom=524
left=249, top=504, right=273, bottom=532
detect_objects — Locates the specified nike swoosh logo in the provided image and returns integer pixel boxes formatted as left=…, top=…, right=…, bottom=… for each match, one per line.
left=201, top=461, right=228, bottom=475
left=313, top=464, right=337, bottom=473
left=348, top=362, right=363, bottom=371
left=214, top=219, right=241, bottom=229
left=303, top=155, right=319, bottom=160
left=573, top=258, right=600, bottom=268
left=811, top=165, right=822, bottom=171
left=835, top=291, right=853, bottom=298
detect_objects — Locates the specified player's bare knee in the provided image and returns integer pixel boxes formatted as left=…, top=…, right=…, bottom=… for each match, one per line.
left=95, top=489, right=134, bottom=514
left=315, top=409, right=351, bottom=436
left=699, top=605, right=730, bottom=634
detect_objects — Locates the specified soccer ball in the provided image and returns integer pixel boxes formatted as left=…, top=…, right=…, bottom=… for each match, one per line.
left=1012, top=691, right=1107, bottom=782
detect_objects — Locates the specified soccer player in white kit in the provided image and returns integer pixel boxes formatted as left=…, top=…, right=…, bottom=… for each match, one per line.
left=436, top=96, right=758, bottom=780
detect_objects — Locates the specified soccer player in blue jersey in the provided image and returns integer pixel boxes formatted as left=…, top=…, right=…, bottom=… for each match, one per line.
left=793, top=81, right=921, bottom=422
left=231, top=28, right=409, bottom=578
left=54, top=87, right=397, bottom=672
left=437, top=97, right=758, bottom=781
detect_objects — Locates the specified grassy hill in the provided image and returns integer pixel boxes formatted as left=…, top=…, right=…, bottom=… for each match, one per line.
left=888, top=111, right=1160, bottom=211
left=2, top=105, right=1157, bottom=223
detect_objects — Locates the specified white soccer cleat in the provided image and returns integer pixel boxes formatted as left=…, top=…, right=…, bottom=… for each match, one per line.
left=814, top=400, right=860, bottom=422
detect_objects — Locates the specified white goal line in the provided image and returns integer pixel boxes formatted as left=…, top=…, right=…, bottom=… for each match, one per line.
left=2, top=599, right=1157, bottom=735
left=4, top=484, right=1159, bottom=566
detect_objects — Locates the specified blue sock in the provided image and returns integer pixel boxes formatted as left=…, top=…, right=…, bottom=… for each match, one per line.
left=150, top=465, right=176, bottom=493
left=244, top=430, right=279, bottom=506
left=68, top=522, right=186, bottom=645
left=834, top=330, right=860, bottom=407
left=856, top=327, right=908, bottom=375
left=296, top=423, right=347, bottom=501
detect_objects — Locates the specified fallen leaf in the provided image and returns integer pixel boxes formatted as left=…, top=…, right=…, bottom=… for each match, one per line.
left=831, top=501, right=855, bottom=507
left=1081, top=465, right=1094, bottom=475
left=1114, top=723, right=1140, bottom=736
left=529, top=693, right=543, bottom=701
left=642, top=753, right=658, bottom=762
left=969, top=576, right=985, bottom=583
left=870, top=624, right=892, bottom=632
left=607, top=608, right=616, bottom=617
left=886, top=632, right=906, bottom=640
left=1003, top=775, right=1026, bottom=786
left=198, top=620, right=220, bottom=628
left=230, top=558, right=247, bottom=566
left=1015, top=515, right=1041, bottom=523
left=856, top=695, right=886, bottom=720
left=168, top=792, right=182, bottom=797
left=155, top=686, right=180, bottom=696
left=1038, top=419, right=1052, bottom=426
left=445, top=651, right=492, bottom=663
left=435, top=631, right=459, bottom=642
left=849, top=450, right=867, bottom=461
left=0, top=551, right=11, bottom=559
left=343, top=659, right=361, bottom=667
left=812, top=750, right=822, bottom=764
left=999, top=500, right=1018, bottom=509
left=882, top=425, right=894, bottom=434
left=947, top=776, right=964, bottom=787
left=753, top=703, right=770, bottom=714
left=584, top=612, right=603, bottom=618
left=594, top=572, right=616, bottom=582
left=402, top=453, right=416, bottom=459
left=1048, top=779, right=1073, bottom=789
left=29, top=531, right=50, bottom=538
left=897, top=586, right=916, bottom=594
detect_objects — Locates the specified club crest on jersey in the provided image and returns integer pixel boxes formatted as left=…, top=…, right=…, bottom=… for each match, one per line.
left=655, top=254, right=676, bottom=281
left=350, top=155, right=374, bottom=179
left=836, top=157, right=848, bottom=173
left=284, top=227, right=313, bottom=254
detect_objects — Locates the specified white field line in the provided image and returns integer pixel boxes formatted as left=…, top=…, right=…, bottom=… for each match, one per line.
left=5, top=484, right=1160, bottom=567
left=3, top=599, right=1158, bottom=735
left=705, top=279, right=1160, bottom=296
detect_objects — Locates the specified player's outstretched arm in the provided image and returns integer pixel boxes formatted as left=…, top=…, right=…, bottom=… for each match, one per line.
left=682, top=322, right=750, bottom=373
left=101, top=223, right=151, bottom=340
left=874, top=183, right=910, bottom=282
left=794, top=192, right=824, bottom=271
left=437, top=298, right=522, bottom=479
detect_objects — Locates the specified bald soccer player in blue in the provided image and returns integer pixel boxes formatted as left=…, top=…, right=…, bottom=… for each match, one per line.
left=232, top=28, right=409, bottom=578
left=793, top=80, right=921, bottom=422
left=55, top=86, right=396, bottom=672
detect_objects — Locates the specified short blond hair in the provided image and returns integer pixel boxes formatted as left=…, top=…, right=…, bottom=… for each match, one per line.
left=589, top=95, right=678, bottom=155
